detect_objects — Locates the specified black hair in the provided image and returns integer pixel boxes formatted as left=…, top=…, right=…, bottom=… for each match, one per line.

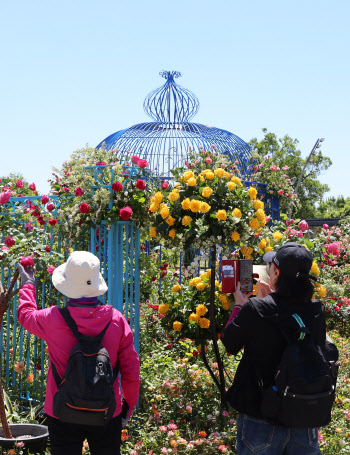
left=275, top=271, right=314, bottom=303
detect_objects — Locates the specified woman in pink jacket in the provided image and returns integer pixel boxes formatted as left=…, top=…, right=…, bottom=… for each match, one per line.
left=18, top=251, right=140, bottom=455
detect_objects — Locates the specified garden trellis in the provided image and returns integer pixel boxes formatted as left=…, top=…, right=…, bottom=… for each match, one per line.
left=0, top=193, right=140, bottom=405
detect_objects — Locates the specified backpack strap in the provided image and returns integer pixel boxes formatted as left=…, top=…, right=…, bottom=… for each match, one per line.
left=59, top=307, right=111, bottom=343
left=51, top=361, right=62, bottom=388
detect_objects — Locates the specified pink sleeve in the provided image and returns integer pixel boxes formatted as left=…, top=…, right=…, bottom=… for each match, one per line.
left=17, top=283, right=52, bottom=340
left=117, top=314, right=141, bottom=408
left=225, top=305, right=242, bottom=328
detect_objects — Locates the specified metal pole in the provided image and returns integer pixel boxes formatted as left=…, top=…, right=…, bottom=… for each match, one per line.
left=287, top=138, right=324, bottom=218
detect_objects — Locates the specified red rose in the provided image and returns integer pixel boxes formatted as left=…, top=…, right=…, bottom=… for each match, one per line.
left=135, top=179, right=146, bottom=190
left=46, top=203, right=55, bottom=212
left=41, top=195, right=49, bottom=204
left=0, top=191, right=11, bottom=205
left=112, top=182, right=123, bottom=192
left=20, top=256, right=35, bottom=267
left=131, top=155, right=140, bottom=164
left=4, top=236, right=15, bottom=247
left=95, top=161, right=106, bottom=166
left=79, top=202, right=91, bottom=214
left=62, top=187, right=69, bottom=193
left=45, top=245, right=51, bottom=252
left=161, top=181, right=169, bottom=190
left=75, top=187, right=84, bottom=196
left=29, top=183, right=36, bottom=191
left=16, top=180, right=24, bottom=188
left=138, top=159, right=148, bottom=169
left=119, top=206, right=132, bottom=221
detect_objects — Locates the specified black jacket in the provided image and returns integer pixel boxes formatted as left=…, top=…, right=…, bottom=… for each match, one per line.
left=221, top=293, right=336, bottom=419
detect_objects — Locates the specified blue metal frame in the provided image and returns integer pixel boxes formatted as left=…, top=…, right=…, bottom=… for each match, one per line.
left=96, top=71, right=253, bottom=179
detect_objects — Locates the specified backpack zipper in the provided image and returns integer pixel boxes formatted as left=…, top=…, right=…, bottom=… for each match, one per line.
left=284, top=386, right=289, bottom=396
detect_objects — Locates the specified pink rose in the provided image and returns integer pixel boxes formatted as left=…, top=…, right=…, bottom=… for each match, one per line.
left=46, top=202, right=55, bottom=212
left=47, top=266, right=56, bottom=274
left=298, top=220, right=309, bottom=232
left=0, top=191, right=11, bottom=205
left=161, top=181, right=169, bottom=190
left=135, top=179, right=146, bottom=190
left=75, top=187, right=84, bottom=196
left=120, top=206, right=132, bottom=220
left=277, top=189, right=284, bottom=195
left=41, top=195, right=49, bottom=205
left=62, top=187, right=69, bottom=193
left=297, top=231, right=304, bottom=238
left=253, top=165, right=258, bottom=173
left=4, top=236, right=15, bottom=247
left=138, top=159, right=148, bottom=169
left=95, top=161, right=106, bottom=166
left=1, top=246, right=9, bottom=252
left=112, top=182, right=123, bottom=192
left=29, top=183, right=36, bottom=191
left=25, top=222, right=33, bottom=231
left=20, top=256, right=35, bottom=267
left=79, top=202, right=90, bottom=214
left=323, top=224, right=329, bottom=230
left=131, top=155, right=140, bottom=164
left=270, top=165, right=277, bottom=172
left=205, top=157, right=213, bottom=164
left=16, top=180, right=24, bottom=188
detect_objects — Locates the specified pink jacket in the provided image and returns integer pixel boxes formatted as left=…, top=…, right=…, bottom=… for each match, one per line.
left=18, top=283, right=140, bottom=419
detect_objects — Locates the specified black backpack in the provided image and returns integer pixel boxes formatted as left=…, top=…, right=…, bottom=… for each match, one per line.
left=260, top=306, right=339, bottom=428
left=51, top=307, right=119, bottom=426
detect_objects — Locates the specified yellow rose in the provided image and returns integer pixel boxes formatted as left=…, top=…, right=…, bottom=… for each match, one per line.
left=216, top=210, right=227, bottom=221
left=222, top=301, right=230, bottom=310
left=196, top=282, right=206, bottom=291
left=219, top=294, right=229, bottom=304
left=150, top=227, right=157, bottom=238
left=232, top=208, right=242, bottom=218
left=181, top=198, right=191, bottom=210
left=202, top=187, right=213, bottom=198
left=196, top=304, right=208, bottom=316
left=190, top=200, right=201, bottom=212
left=231, top=176, right=242, bottom=186
left=214, top=168, right=225, bottom=178
left=172, top=284, right=181, bottom=292
left=258, top=239, right=267, bottom=250
left=311, top=262, right=320, bottom=276
left=253, top=200, right=264, bottom=210
left=249, top=218, right=259, bottom=230
left=200, top=202, right=211, bottom=213
left=231, top=231, right=240, bottom=242
left=158, top=303, right=169, bottom=314
left=206, top=269, right=211, bottom=277
left=153, top=192, right=163, bottom=204
left=273, top=232, right=283, bottom=242
left=168, top=191, right=179, bottom=202
left=160, top=206, right=170, bottom=219
left=255, top=209, right=265, bottom=221
left=165, top=216, right=175, bottom=226
left=169, top=229, right=176, bottom=239
left=149, top=202, right=160, bottom=212
left=190, top=277, right=202, bottom=286
left=205, top=171, right=214, bottom=180
left=224, top=171, right=231, bottom=180
left=187, top=177, right=197, bottom=187
left=173, top=321, right=183, bottom=332
left=188, top=313, right=200, bottom=323
left=227, top=182, right=236, bottom=191
left=199, top=317, right=210, bottom=329
left=199, top=175, right=205, bottom=182
left=182, top=216, right=192, bottom=226
left=318, top=285, right=326, bottom=298
left=183, top=170, right=194, bottom=182
left=248, top=187, right=258, bottom=200
left=265, top=246, right=273, bottom=253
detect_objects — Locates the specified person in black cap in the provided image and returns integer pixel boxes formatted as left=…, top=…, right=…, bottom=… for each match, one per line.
left=222, top=242, right=336, bottom=455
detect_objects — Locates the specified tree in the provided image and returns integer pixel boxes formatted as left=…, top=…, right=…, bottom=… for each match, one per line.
left=249, top=129, right=332, bottom=219
left=315, top=196, right=350, bottom=218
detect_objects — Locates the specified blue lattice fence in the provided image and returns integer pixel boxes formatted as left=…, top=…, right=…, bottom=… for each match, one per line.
left=0, top=199, right=140, bottom=404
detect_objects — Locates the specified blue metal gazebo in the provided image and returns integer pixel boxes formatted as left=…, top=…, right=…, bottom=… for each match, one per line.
left=97, top=70, right=253, bottom=178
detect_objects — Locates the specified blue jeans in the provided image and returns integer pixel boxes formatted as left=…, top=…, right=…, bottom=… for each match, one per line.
left=236, top=414, right=321, bottom=455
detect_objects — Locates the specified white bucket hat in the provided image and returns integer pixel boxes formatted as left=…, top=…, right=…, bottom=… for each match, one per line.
left=52, top=251, right=108, bottom=299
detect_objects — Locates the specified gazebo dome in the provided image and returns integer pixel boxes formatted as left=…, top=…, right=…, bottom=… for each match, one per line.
left=97, top=71, right=252, bottom=178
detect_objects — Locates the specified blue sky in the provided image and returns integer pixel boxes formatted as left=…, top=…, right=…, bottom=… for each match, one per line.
left=1, top=0, right=349, bottom=199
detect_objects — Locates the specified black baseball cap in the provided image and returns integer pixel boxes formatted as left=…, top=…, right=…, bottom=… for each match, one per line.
left=263, top=242, right=314, bottom=278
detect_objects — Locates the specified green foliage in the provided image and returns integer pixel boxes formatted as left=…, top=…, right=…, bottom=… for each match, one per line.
left=315, top=196, right=350, bottom=218
left=249, top=129, right=332, bottom=218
